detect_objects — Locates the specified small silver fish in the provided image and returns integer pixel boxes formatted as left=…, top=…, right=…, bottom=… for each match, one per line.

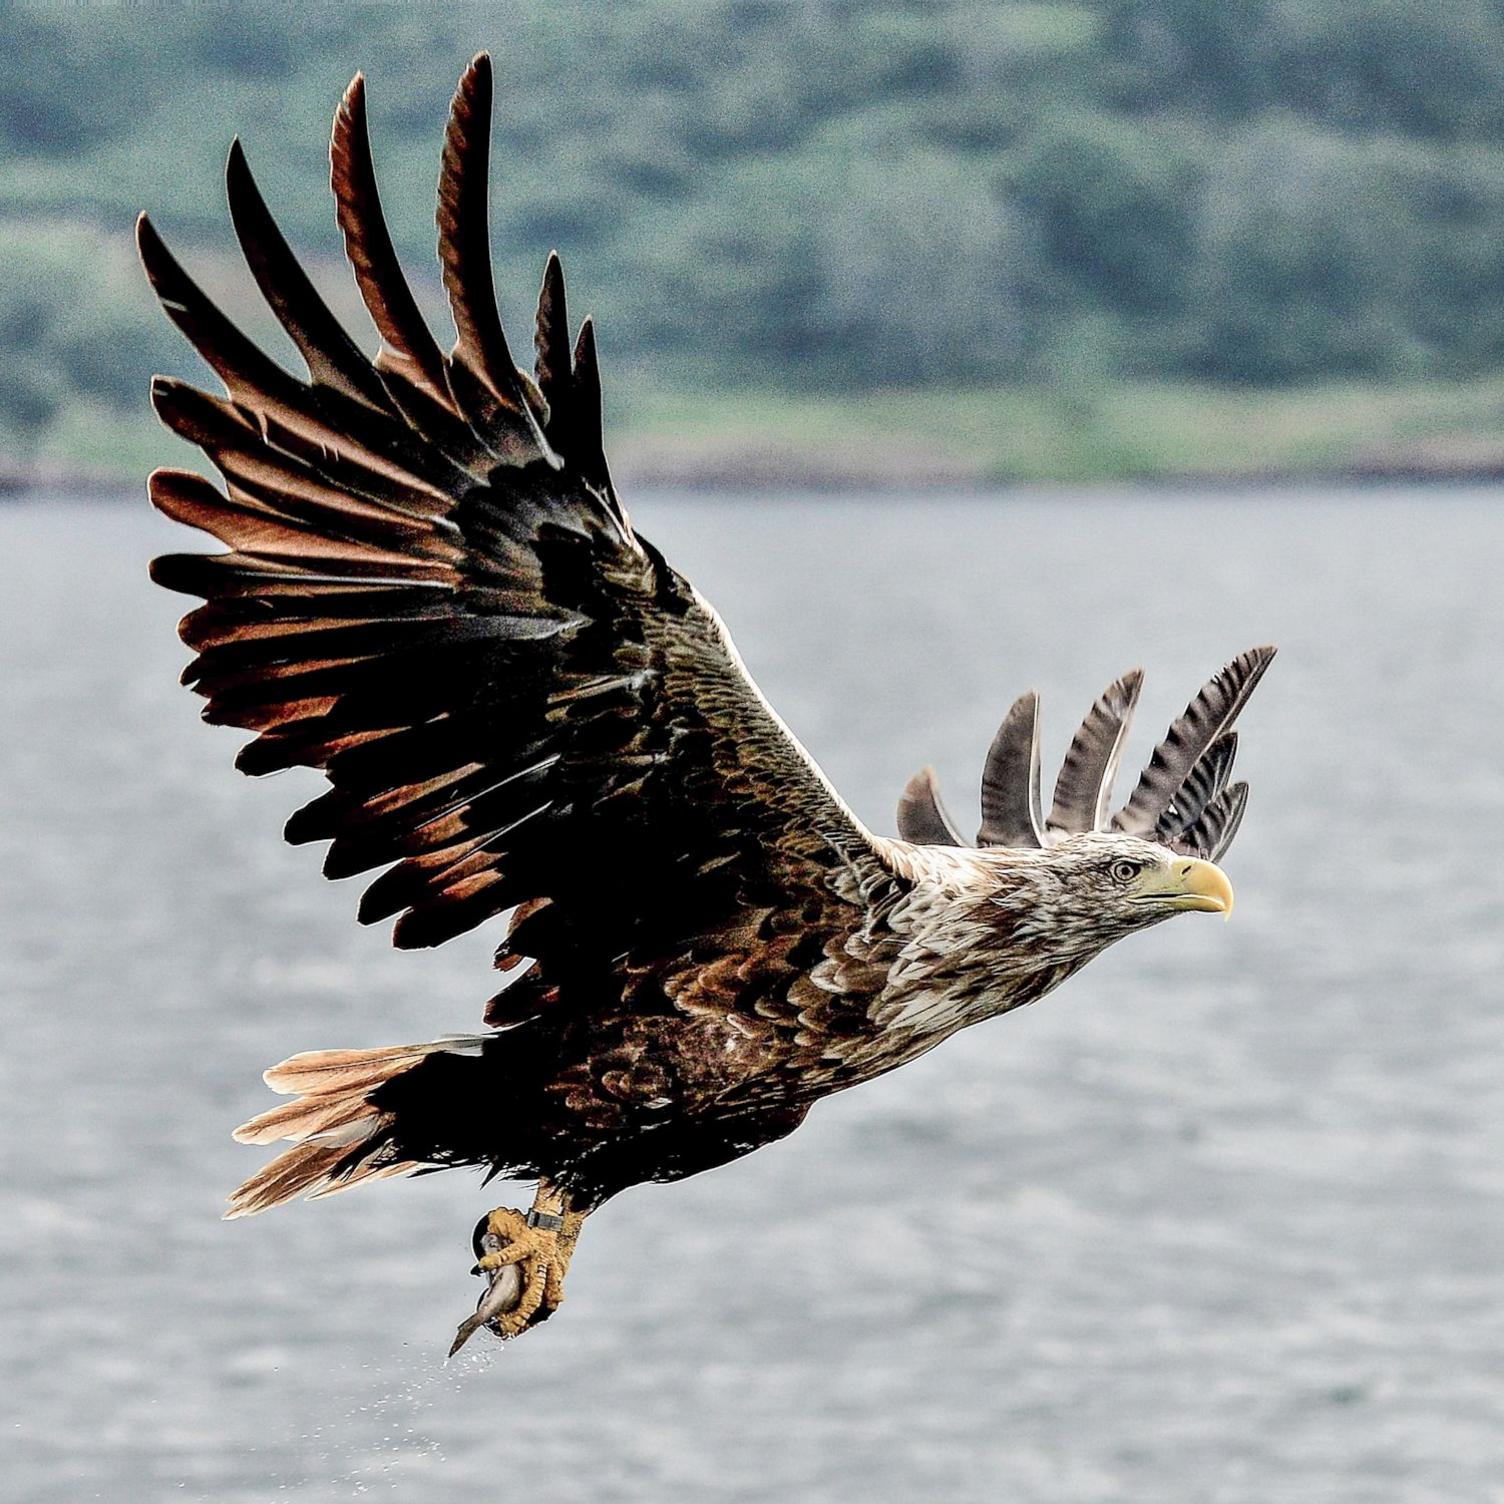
left=447, top=1220, right=523, bottom=1357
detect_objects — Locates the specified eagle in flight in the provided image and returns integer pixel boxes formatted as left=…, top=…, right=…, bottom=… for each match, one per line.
left=141, top=56, right=1273, bottom=1350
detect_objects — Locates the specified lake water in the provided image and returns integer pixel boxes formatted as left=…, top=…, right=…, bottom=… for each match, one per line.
left=2, top=488, right=1502, bottom=1502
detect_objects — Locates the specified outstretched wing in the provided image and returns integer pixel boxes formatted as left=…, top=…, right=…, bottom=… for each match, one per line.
left=897, top=648, right=1273, bottom=862
left=144, top=55, right=886, bottom=1017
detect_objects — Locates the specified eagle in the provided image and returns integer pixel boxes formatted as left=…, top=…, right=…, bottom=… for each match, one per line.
left=140, top=55, right=1273, bottom=1351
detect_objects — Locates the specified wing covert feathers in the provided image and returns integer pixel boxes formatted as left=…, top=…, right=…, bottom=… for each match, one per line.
left=144, top=55, right=880, bottom=979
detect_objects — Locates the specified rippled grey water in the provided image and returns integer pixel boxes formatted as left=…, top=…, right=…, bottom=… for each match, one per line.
left=3, top=488, right=1502, bottom=1502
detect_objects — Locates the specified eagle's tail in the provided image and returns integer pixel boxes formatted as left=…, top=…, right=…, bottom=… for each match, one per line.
left=225, top=1036, right=488, bottom=1218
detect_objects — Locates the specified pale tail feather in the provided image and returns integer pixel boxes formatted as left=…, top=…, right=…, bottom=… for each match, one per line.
left=225, top=1036, right=486, bottom=1219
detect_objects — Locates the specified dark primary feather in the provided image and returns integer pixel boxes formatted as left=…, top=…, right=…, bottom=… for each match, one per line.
left=1156, top=731, right=1237, bottom=843
left=1183, top=781, right=1249, bottom=862
left=1113, top=647, right=1275, bottom=838
left=1047, top=669, right=1143, bottom=836
left=330, top=73, right=452, bottom=408
left=434, top=53, right=550, bottom=466
left=564, top=318, right=622, bottom=515
left=533, top=252, right=573, bottom=432
left=226, top=138, right=395, bottom=415
left=977, top=691, right=1045, bottom=847
left=895, top=767, right=965, bottom=847
left=532, top=250, right=622, bottom=521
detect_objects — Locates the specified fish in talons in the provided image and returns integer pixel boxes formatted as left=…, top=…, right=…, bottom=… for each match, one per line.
left=449, top=1216, right=525, bottom=1357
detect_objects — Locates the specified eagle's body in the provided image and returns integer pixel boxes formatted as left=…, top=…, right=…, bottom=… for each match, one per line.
left=141, top=55, right=1270, bottom=1345
left=325, top=840, right=1126, bottom=1209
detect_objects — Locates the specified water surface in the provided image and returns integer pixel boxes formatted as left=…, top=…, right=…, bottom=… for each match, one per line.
left=3, top=488, right=1501, bottom=1502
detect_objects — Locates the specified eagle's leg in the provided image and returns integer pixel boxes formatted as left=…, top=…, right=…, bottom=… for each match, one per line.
left=450, top=1180, right=586, bottom=1351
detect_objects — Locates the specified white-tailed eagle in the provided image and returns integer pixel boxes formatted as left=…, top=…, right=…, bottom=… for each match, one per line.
left=140, top=55, right=1273, bottom=1350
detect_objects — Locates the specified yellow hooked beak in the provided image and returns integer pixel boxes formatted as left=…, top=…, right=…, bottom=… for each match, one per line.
left=1131, top=857, right=1235, bottom=917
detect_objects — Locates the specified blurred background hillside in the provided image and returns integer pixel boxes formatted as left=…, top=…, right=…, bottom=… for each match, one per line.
left=7, top=0, right=1504, bottom=488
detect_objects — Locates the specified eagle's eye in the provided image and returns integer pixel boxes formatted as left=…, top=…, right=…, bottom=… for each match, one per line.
left=1108, top=858, right=1145, bottom=884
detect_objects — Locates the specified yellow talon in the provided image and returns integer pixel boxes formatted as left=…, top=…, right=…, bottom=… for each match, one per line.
left=449, top=1182, right=585, bottom=1352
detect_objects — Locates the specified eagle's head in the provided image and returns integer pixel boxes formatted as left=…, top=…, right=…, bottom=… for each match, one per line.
left=893, top=647, right=1271, bottom=992
left=877, top=833, right=1236, bottom=1038
left=979, top=831, right=1234, bottom=969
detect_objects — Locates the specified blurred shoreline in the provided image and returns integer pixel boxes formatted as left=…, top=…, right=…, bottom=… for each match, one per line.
left=12, top=9, right=1504, bottom=515
left=8, top=377, right=1504, bottom=497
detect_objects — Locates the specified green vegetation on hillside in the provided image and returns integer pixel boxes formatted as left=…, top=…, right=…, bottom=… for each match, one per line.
left=5, top=1, right=1504, bottom=483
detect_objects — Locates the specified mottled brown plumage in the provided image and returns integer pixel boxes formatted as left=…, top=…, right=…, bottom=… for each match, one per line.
left=142, top=56, right=1271, bottom=1344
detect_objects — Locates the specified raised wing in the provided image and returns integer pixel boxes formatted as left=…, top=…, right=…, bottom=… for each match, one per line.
left=897, top=648, right=1274, bottom=862
left=143, top=55, right=885, bottom=1014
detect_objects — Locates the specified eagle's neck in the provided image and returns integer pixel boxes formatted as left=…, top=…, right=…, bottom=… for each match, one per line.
left=832, top=844, right=1100, bottom=1074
